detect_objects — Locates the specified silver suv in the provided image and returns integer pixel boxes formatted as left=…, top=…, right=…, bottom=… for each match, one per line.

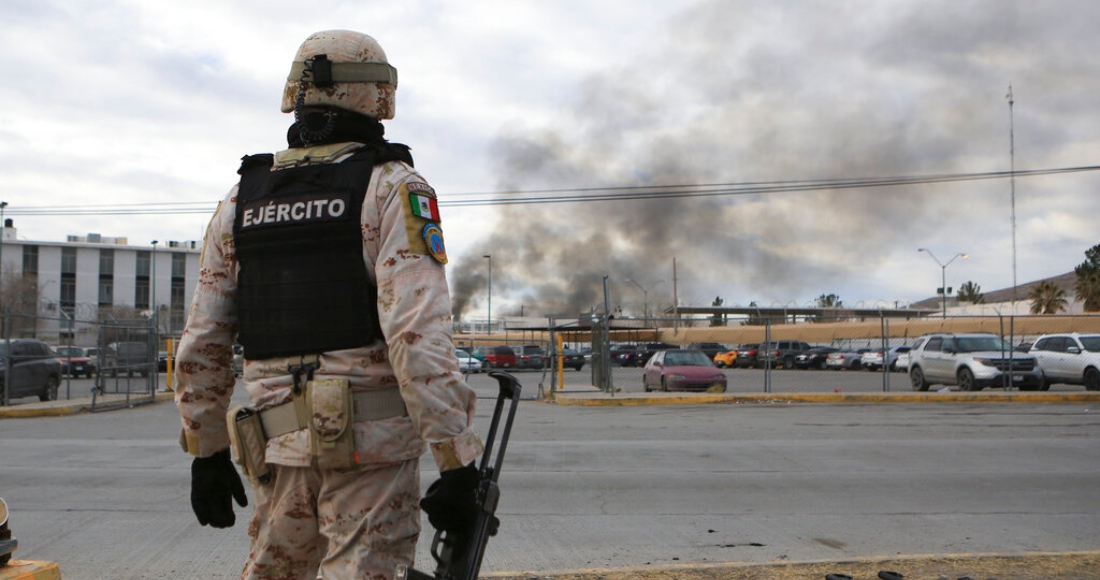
left=1028, top=333, right=1100, bottom=391
left=907, top=333, right=1042, bottom=391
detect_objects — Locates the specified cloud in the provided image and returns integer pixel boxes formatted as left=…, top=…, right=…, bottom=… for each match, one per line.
left=445, top=0, right=1100, bottom=319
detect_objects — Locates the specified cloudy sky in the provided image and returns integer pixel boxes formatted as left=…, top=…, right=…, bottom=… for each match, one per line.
left=2, top=0, right=1098, bottom=321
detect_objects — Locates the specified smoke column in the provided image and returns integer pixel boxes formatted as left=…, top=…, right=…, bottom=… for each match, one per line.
left=448, top=0, right=1100, bottom=320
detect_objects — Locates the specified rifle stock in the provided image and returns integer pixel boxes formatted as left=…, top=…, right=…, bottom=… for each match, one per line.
left=397, top=371, right=522, bottom=580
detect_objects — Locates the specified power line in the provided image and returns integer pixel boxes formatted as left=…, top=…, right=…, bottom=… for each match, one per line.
left=6, top=164, right=1099, bottom=215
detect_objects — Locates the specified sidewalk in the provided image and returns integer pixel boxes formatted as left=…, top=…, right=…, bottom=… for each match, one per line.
left=0, top=389, right=175, bottom=418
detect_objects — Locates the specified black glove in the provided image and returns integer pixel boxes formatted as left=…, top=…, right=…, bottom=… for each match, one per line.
left=420, top=463, right=479, bottom=533
left=190, top=448, right=248, bottom=528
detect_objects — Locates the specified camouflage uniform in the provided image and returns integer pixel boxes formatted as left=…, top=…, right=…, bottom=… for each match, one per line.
left=175, top=143, right=481, bottom=579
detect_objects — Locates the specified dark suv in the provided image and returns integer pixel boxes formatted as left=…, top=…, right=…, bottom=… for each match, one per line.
left=514, top=345, right=548, bottom=369
left=0, top=340, right=63, bottom=404
left=759, top=341, right=814, bottom=369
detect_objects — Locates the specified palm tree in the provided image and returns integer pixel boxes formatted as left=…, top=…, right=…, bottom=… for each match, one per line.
left=1028, top=280, right=1067, bottom=314
left=957, top=281, right=985, bottom=304
left=1076, top=269, right=1100, bottom=312
left=1074, top=243, right=1100, bottom=312
left=709, top=296, right=726, bottom=327
left=812, top=293, right=842, bottom=323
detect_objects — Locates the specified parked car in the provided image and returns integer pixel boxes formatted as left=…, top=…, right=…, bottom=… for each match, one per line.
left=825, top=349, right=870, bottom=370
left=860, top=346, right=912, bottom=372
left=85, top=347, right=100, bottom=370
left=734, top=343, right=762, bottom=368
left=610, top=344, right=640, bottom=367
left=104, top=341, right=153, bottom=378
left=907, top=333, right=1042, bottom=391
left=560, top=349, right=585, bottom=371
left=456, top=349, right=483, bottom=374
left=686, top=342, right=727, bottom=361
left=759, top=341, right=814, bottom=369
left=894, top=350, right=911, bottom=372
left=794, top=347, right=839, bottom=370
left=471, top=346, right=516, bottom=369
left=0, top=339, right=63, bottom=403
left=514, top=345, right=548, bottom=369
left=642, top=349, right=727, bottom=392
left=638, top=342, right=679, bottom=366
left=713, top=347, right=740, bottom=368
left=1028, top=333, right=1100, bottom=391
left=54, top=346, right=96, bottom=378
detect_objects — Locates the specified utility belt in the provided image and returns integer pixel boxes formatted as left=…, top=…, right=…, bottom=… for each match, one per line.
left=226, top=356, right=407, bottom=485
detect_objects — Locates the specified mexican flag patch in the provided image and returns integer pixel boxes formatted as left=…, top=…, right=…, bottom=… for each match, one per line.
left=409, top=193, right=440, bottom=221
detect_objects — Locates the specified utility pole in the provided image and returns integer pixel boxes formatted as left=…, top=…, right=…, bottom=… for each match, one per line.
left=1007, top=85, right=1018, bottom=314
left=672, top=258, right=679, bottom=333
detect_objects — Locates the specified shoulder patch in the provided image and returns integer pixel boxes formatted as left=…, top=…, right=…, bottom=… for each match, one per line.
left=398, top=181, right=444, bottom=260
left=422, top=223, right=448, bottom=264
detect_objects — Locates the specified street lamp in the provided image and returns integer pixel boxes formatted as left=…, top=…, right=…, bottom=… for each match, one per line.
left=482, top=254, right=492, bottom=335
left=0, top=201, right=7, bottom=318
left=150, top=240, right=158, bottom=313
left=918, top=248, right=968, bottom=318
left=625, top=278, right=665, bottom=327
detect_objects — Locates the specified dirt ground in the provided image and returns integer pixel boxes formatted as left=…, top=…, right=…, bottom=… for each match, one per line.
left=493, top=552, right=1100, bottom=580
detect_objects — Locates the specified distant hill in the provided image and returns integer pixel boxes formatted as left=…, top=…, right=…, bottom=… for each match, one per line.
left=910, top=271, right=1079, bottom=309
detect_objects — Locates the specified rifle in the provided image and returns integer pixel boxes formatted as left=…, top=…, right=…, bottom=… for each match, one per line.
left=396, top=371, right=522, bottom=580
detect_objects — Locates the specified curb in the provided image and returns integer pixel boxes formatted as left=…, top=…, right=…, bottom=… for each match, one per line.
left=0, top=390, right=176, bottom=419
left=551, top=390, right=1100, bottom=406
left=485, top=550, right=1100, bottom=580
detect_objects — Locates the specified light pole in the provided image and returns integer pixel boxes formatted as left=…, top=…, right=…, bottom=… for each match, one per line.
left=625, top=278, right=664, bottom=328
left=483, top=254, right=492, bottom=335
left=151, top=241, right=158, bottom=339
left=918, top=248, right=968, bottom=318
left=0, top=201, right=7, bottom=316
left=0, top=201, right=6, bottom=337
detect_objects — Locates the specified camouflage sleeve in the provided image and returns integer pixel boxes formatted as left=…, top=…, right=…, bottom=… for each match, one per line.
left=371, top=163, right=483, bottom=472
left=174, top=189, right=240, bottom=457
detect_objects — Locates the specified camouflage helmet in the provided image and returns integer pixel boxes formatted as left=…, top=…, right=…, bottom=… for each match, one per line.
left=281, top=30, right=397, bottom=120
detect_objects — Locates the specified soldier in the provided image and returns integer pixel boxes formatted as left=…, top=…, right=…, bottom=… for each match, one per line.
left=174, top=30, right=483, bottom=579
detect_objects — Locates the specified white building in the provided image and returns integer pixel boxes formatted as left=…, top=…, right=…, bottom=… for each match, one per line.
left=0, top=221, right=202, bottom=345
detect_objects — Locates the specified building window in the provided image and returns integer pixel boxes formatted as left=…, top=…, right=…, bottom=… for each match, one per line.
left=99, top=249, right=114, bottom=307
left=135, top=250, right=150, bottom=309
left=60, top=248, right=76, bottom=322
left=61, top=247, right=76, bottom=274
left=172, top=252, right=185, bottom=278
left=22, top=245, right=38, bottom=277
left=170, top=253, right=186, bottom=332
left=171, top=278, right=186, bottom=332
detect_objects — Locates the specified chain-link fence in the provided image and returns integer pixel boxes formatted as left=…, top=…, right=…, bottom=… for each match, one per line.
left=0, top=308, right=162, bottom=409
left=453, top=313, right=1100, bottom=395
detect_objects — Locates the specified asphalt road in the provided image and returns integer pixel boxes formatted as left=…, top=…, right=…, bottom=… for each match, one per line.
left=0, top=371, right=1097, bottom=579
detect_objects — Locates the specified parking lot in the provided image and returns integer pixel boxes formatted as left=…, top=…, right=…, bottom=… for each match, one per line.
left=1, top=371, right=1098, bottom=579
left=459, top=363, right=1093, bottom=398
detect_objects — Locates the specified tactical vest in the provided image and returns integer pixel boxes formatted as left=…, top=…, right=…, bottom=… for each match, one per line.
left=233, top=144, right=409, bottom=360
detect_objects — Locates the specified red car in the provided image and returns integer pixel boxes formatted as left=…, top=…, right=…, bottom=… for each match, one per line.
left=642, top=349, right=727, bottom=393
left=54, top=346, right=95, bottom=378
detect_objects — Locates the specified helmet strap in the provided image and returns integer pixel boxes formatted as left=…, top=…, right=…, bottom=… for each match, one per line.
left=294, top=55, right=337, bottom=145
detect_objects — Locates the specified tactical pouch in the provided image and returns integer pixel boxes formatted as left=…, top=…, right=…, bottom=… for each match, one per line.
left=226, top=406, right=273, bottom=485
left=307, top=378, right=357, bottom=470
